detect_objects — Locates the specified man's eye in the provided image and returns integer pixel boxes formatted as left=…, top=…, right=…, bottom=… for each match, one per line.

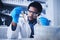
left=29, top=11, right=32, bottom=12
left=33, top=12, right=38, bottom=14
left=28, top=10, right=38, bottom=14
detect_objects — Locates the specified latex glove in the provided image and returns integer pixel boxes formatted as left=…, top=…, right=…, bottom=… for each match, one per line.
left=10, top=7, right=23, bottom=23
left=39, top=17, right=51, bottom=26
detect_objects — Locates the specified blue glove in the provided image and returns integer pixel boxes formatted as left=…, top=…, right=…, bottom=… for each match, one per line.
left=10, top=7, right=23, bottom=23
left=39, top=17, right=51, bottom=26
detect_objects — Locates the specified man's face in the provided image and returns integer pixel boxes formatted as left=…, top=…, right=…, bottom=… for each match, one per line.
left=28, top=6, right=39, bottom=21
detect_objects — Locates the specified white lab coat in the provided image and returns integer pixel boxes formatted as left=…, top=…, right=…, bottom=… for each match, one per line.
left=7, top=14, right=31, bottom=39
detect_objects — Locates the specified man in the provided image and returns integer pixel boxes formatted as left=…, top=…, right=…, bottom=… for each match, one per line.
left=7, top=1, right=42, bottom=38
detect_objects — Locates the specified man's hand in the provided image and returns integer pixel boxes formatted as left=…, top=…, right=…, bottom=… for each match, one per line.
left=11, top=7, right=23, bottom=23
left=39, top=17, right=51, bottom=26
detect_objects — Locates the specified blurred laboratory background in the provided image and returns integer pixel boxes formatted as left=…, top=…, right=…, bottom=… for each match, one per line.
left=0, top=0, right=60, bottom=40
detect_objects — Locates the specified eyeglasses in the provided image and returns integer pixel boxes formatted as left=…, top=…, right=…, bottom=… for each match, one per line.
left=28, top=10, right=38, bottom=15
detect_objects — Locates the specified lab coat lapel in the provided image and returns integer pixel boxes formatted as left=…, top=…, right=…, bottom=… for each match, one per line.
left=22, top=15, right=31, bottom=37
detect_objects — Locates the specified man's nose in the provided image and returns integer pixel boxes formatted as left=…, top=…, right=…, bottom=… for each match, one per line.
left=30, top=13, right=33, bottom=16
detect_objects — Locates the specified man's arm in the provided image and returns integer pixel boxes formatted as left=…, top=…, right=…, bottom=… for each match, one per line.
left=10, top=7, right=23, bottom=31
left=11, top=22, right=17, bottom=31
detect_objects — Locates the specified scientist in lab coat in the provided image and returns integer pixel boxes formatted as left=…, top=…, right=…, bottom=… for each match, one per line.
left=7, top=1, right=42, bottom=38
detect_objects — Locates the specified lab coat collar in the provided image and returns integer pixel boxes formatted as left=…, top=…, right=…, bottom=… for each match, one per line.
left=27, top=17, right=37, bottom=25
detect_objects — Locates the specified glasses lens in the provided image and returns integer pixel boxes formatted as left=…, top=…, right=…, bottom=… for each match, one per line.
left=28, top=10, right=38, bottom=14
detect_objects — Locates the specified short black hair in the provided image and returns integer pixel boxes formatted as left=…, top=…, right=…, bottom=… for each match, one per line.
left=28, top=1, right=42, bottom=16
